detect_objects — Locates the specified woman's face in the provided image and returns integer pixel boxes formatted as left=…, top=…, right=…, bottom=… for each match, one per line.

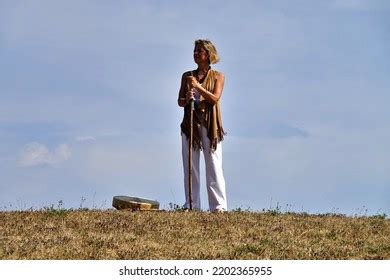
left=193, top=44, right=209, bottom=64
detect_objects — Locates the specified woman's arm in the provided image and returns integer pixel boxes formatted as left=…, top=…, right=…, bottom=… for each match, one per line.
left=177, top=72, right=191, bottom=107
left=187, top=72, right=225, bottom=105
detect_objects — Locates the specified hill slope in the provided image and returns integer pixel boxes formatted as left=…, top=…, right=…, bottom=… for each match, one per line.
left=1, top=210, right=389, bottom=259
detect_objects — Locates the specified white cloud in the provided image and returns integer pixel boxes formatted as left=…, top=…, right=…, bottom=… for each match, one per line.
left=18, top=142, right=72, bottom=167
left=54, top=144, right=72, bottom=161
left=75, top=136, right=96, bottom=142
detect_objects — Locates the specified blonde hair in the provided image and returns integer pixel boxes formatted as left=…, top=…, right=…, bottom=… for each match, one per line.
left=195, top=39, right=220, bottom=64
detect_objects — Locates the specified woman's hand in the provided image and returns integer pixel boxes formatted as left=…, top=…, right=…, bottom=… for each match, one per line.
left=185, top=89, right=194, bottom=103
left=186, top=76, right=202, bottom=90
left=185, top=76, right=200, bottom=103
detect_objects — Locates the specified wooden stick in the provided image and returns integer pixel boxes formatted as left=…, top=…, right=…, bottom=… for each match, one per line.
left=189, top=97, right=194, bottom=211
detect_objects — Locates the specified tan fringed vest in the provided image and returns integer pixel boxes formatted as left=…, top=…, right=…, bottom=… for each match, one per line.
left=180, top=69, right=226, bottom=151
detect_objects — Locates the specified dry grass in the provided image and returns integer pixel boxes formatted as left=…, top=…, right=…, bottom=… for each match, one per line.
left=0, top=210, right=389, bottom=259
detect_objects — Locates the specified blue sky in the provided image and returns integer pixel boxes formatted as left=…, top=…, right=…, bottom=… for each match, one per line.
left=0, top=0, right=389, bottom=215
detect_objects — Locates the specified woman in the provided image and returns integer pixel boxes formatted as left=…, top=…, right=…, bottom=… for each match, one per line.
left=177, top=39, right=227, bottom=212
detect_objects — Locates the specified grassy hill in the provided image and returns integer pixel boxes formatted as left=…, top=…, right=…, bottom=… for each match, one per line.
left=1, top=210, right=389, bottom=259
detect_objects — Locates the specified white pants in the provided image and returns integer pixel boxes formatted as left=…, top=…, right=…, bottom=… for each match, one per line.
left=181, top=126, right=227, bottom=211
